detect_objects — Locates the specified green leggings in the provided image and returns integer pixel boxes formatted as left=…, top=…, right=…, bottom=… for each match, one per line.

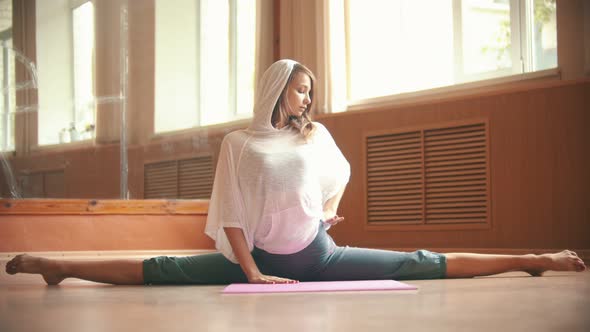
left=143, top=223, right=446, bottom=285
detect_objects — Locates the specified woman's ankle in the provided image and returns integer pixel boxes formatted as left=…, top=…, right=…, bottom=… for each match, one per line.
left=44, top=258, right=67, bottom=277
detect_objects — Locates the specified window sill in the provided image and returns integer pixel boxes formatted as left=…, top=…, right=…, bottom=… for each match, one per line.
left=345, top=68, right=562, bottom=113
left=29, top=139, right=95, bottom=154
left=150, top=118, right=252, bottom=142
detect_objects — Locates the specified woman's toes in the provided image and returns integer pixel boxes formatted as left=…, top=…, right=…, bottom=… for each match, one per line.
left=575, top=258, right=586, bottom=271
left=5, top=257, right=19, bottom=273
left=4, top=254, right=47, bottom=276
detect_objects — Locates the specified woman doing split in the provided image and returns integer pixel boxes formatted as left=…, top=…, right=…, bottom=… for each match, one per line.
left=5, top=60, right=586, bottom=285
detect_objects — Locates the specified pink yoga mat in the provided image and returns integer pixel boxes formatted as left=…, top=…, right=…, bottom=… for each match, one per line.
left=222, top=280, right=417, bottom=294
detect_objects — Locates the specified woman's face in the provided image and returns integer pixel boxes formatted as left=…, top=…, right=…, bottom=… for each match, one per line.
left=284, top=72, right=312, bottom=117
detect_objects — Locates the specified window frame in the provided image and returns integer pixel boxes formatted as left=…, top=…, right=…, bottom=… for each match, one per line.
left=33, top=0, right=96, bottom=147
left=342, top=0, right=558, bottom=110
left=0, top=30, right=13, bottom=152
left=70, top=0, right=96, bottom=140
left=153, top=0, right=255, bottom=135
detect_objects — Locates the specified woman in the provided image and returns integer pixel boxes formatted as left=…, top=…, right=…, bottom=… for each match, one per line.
left=5, top=60, right=586, bottom=285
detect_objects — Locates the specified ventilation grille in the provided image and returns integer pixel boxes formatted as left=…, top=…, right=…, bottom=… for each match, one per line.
left=144, top=156, right=214, bottom=199
left=424, top=123, right=488, bottom=223
left=366, top=121, right=489, bottom=226
left=367, top=131, right=423, bottom=223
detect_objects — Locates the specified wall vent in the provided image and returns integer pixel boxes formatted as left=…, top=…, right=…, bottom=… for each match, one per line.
left=16, top=169, right=65, bottom=198
left=367, top=131, right=424, bottom=223
left=144, top=156, right=214, bottom=199
left=365, top=121, right=490, bottom=227
left=424, top=123, right=488, bottom=224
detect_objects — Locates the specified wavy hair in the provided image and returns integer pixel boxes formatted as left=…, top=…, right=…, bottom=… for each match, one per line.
left=271, top=63, right=317, bottom=140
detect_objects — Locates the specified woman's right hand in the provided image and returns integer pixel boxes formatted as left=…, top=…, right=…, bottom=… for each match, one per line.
left=247, top=273, right=299, bottom=284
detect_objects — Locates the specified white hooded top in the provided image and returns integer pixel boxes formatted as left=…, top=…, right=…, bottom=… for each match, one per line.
left=204, top=59, right=350, bottom=263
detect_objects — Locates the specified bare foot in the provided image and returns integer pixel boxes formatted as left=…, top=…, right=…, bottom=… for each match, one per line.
left=526, top=250, right=587, bottom=276
left=5, top=254, right=66, bottom=285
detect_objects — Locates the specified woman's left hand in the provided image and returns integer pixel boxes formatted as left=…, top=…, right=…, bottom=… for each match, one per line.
left=323, top=214, right=344, bottom=226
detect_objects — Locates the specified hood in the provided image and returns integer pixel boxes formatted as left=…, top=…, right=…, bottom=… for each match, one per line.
left=248, top=59, right=297, bottom=133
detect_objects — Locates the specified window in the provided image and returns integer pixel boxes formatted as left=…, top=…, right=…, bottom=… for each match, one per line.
left=36, top=0, right=95, bottom=146
left=0, top=38, right=16, bottom=152
left=155, top=0, right=256, bottom=133
left=71, top=1, right=95, bottom=141
left=344, top=0, right=557, bottom=102
left=0, top=0, right=15, bottom=152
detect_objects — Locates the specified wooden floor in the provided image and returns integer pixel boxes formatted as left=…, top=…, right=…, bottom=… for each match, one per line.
left=1, top=261, right=589, bottom=332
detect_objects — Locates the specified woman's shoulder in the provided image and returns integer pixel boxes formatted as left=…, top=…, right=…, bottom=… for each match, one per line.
left=311, top=121, right=334, bottom=140
left=311, top=121, right=330, bottom=134
left=222, top=129, right=250, bottom=144
left=219, top=130, right=252, bottom=155
left=312, top=121, right=326, bottom=129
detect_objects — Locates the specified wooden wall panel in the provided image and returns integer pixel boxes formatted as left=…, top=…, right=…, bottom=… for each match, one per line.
left=0, top=199, right=213, bottom=252
left=12, top=0, right=37, bottom=155
left=557, top=0, right=587, bottom=80
left=322, top=80, right=590, bottom=251
left=0, top=214, right=214, bottom=252
left=127, top=0, right=155, bottom=146
left=94, top=0, right=124, bottom=144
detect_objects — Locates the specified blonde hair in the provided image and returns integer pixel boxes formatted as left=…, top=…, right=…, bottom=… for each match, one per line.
left=271, top=63, right=317, bottom=140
